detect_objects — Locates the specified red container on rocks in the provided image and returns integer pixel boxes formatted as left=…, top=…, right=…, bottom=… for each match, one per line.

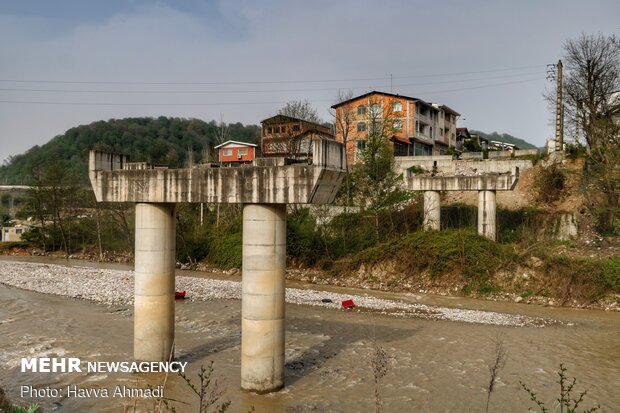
left=341, top=299, right=355, bottom=309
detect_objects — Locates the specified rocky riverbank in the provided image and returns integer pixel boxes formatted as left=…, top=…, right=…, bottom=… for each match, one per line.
left=0, top=260, right=555, bottom=327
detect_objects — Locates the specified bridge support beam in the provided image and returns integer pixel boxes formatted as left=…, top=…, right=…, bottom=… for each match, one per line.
left=478, top=190, right=497, bottom=241
left=423, top=190, right=441, bottom=231
left=134, top=203, right=176, bottom=361
left=241, top=204, right=286, bottom=393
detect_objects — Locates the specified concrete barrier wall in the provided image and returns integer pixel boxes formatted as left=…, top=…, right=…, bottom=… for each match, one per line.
left=488, top=151, right=512, bottom=159
left=461, top=152, right=483, bottom=159
left=514, top=149, right=540, bottom=156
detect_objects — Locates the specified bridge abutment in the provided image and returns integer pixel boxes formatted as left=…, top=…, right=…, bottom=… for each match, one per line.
left=134, top=202, right=176, bottom=361
left=241, top=203, right=286, bottom=392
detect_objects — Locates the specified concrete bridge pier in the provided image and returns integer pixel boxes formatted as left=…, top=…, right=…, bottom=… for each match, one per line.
left=241, top=203, right=286, bottom=393
left=423, top=190, right=441, bottom=231
left=477, top=190, right=497, bottom=241
left=134, top=203, right=176, bottom=361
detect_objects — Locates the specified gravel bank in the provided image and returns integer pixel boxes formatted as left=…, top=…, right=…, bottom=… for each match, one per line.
left=0, top=261, right=554, bottom=327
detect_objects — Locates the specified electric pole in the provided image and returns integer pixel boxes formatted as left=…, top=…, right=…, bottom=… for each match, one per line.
left=547, top=60, right=564, bottom=151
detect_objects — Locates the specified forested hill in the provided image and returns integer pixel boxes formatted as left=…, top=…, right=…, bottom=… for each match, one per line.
left=469, top=130, right=538, bottom=149
left=0, top=117, right=260, bottom=185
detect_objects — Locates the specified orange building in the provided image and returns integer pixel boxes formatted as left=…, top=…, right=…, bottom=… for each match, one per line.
left=331, top=91, right=459, bottom=165
left=215, top=140, right=257, bottom=165
left=260, top=115, right=334, bottom=158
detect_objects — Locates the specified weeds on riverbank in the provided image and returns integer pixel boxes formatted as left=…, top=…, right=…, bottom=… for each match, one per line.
left=0, top=388, right=40, bottom=413
left=485, top=335, right=508, bottom=413
left=338, top=229, right=510, bottom=294
left=520, top=364, right=600, bottom=413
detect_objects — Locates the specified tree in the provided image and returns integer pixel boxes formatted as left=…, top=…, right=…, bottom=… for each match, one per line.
left=352, top=95, right=409, bottom=238
left=277, top=100, right=322, bottom=123
left=561, top=33, right=620, bottom=233
left=564, top=33, right=620, bottom=148
left=329, top=90, right=355, bottom=206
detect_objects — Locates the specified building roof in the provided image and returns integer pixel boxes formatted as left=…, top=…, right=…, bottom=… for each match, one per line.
left=331, top=90, right=426, bottom=109
left=434, top=103, right=460, bottom=116
left=390, top=136, right=411, bottom=145
left=214, top=140, right=258, bottom=149
left=261, top=114, right=318, bottom=125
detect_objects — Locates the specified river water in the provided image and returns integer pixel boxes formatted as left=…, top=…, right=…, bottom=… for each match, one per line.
left=0, top=258, right=618, bottom=412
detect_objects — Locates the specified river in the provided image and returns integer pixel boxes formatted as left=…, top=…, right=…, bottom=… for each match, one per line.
left=0, top=257, right=618, bottom=412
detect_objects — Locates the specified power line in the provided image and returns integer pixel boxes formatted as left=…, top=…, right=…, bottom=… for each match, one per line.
left=0, top=77, right=545, bottom=107
left=0, top=64, right=547, bottom=86
left=0, top=71, right=543, bottom=95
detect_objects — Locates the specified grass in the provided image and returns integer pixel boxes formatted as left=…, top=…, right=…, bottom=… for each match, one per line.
left=345, top=229, right=510, bottom=290
left=327, top=228, right=620, bottom=302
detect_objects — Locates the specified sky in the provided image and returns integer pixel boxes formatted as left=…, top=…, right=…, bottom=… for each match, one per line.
left=1, top=0, right=619, bottom=164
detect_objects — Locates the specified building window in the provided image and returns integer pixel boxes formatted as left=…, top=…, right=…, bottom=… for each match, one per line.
left=392, top=102, right=402, bottom=112
left=357, top=105, right=366, bottom=115
left=267, top=127, right=272, bottom=133
left=356, top=139, right=366, bottom=151
left=16, top=228, right=22, bottom=234
left=357, top=122, right=366, bottom=132
left=393, top=119, right=402, bottom=131
left=369, top=103, right=381, bottom=118
left=223, top=149, right=233, bottom=156
left=293, top=124, right=300, bottom=132
left=238, top=148, right=248, bottom=155
left=274, top=126, right=280, bottom=133
left=415, top=105, right=420, bottom=114
left=439, top=128, right=444, bottom=136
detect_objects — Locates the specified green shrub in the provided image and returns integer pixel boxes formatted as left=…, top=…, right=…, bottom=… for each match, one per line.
left=208, top=232, right=242, bottom=269
left=533, top=165, right=566, bottom=203
left=287, top=208, right=323, bottom=265
left=352, top=230, right=510, bottom=288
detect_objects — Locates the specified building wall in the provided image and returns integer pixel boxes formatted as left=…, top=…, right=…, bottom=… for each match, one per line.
left=219, top=146, right=255, bottom=163
left=261, top=118, right=331, bottom=157
left=1, top=226, right=26, bottom=242
left=334, top=92, right=458, bottom=164
left=335, top=94, right=417, bottom=165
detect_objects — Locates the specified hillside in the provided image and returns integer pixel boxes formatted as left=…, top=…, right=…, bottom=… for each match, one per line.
left=0, top=117, right=260, bottom=185
left=469, top=130, right=538, bottom=149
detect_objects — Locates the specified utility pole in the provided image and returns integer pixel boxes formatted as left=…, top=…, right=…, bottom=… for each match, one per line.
left=547, top=60, right=564, bottom=151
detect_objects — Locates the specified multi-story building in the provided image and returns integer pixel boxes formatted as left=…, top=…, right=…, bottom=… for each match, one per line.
left=331, top=91, right=459, bottom=164
left=260, top=115, right=334, bottom=158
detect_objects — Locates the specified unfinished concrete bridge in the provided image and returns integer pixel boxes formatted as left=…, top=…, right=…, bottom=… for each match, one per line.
left=89, top=139, right=345, bottom=393
left=88, top=140, right=519, bottom=393
left=405, top=168, right=520, bottom=241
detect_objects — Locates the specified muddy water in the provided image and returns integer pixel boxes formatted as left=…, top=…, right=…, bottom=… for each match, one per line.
left=0, top=260, right=619, bottom=412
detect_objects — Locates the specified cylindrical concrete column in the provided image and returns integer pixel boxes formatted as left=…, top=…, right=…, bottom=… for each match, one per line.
left=478, top=190, right=497, bottom=241
left=241, top=204, right=286, bottom=393
left=134, top=203, right=176, bottom=361
left=423, top=190, right=441, bottom=231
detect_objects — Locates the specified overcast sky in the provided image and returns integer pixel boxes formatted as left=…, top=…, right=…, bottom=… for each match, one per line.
left=1, top=0, right=619, bottom=163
